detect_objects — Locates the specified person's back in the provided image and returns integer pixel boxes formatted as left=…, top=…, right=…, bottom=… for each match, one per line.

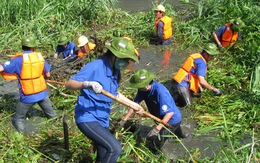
left=0, top=35, right=56, bottom=132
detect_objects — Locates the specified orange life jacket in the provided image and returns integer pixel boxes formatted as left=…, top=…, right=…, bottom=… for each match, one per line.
left=1, top=52, right=47, bottom=95
left=173, top=53, right=206, bottom=93
left=221, top=24, right=239, bottom=47
left=154, top=16, right=173, bottom=40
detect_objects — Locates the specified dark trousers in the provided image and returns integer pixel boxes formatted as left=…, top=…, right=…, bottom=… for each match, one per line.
left=172, top=81, right=192, bottom=107
left=12, top=96, right=56, bottom=132
left=77, top=121, right=122, bottom=163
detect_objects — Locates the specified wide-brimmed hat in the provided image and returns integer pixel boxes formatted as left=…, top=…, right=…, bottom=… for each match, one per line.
left=129, top=69, right=156, bottom=88
left=106, top=37, right=139, bottom=63
left=232, top=18, right=245, bottom=28
left=21, top=36, right=36, bottom=47
left=203, top=43, right=220, bottom=55
left=58, top=36, right=68, bottom=45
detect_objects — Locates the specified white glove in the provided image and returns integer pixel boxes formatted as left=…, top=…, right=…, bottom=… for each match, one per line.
left=83, top=81, right=103, bottom=93
left=212, top=88, right=222, bottom=96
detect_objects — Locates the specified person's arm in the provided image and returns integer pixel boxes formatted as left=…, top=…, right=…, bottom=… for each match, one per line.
left=65, top=79, right=84, bottom=90
left=45, top=72, right=51, bottom=78
left=66, top=78, right=103, bottom=93
left=155, top=112, right=174, bottom=131
left=53, top=53, right=58, bottom=59
left=198, top=75, right=215, bottom=91
left=157, top=21, right=164, bottom=43
left=198, top=75, right=221, bottom=95
left=0, top=65, right=4, bottom=72
left=44, top=61, right=51, bottom=78
left=212, top=32, right=222, bottom=48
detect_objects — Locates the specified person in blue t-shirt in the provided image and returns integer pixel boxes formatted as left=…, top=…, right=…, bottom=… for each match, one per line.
left=53, top=36, right=76, bottom=62
left=212, top=18, right=245, bottom=48
left=172, top=43, right=222, bottom=107
left=65, top=37, right=143, bottom=163
left=0, top=35, right=56, bottom=132
left=119, top=69, right=185, bottom=151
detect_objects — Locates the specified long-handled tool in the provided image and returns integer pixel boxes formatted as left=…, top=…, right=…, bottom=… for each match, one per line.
left=100, top=90, right=172, bottom=128
left=46, top=80, right=66, bottom=85
left=46, top=79, right=172, bottom=128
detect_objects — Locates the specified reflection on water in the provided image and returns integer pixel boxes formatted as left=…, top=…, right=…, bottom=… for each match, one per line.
left=130, top=45, right=189, bottom=77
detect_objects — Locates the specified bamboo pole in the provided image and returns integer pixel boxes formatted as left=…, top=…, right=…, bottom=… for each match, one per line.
left=101, top=90, right=172, bottom=128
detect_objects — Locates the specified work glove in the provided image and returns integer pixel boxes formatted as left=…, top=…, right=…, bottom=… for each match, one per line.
left=147, top=128, right=160, bottom=137
left=217, top=43, right=223, bottom=49
left=117, top=120, right=126, bottom=129
left=83, top=81, right=103, bottom=94
left=212, top=88, right=222, bottom=96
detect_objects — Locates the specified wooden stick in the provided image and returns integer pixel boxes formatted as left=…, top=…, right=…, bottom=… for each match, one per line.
left=46, top=80, right=66, bottom=85
left=63, top=114, right=69, bottom=150
left=101, top=89, right=172, bottom=128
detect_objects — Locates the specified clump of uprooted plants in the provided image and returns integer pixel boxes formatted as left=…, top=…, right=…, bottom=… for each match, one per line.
left=0, top=0, right=259, bottom=162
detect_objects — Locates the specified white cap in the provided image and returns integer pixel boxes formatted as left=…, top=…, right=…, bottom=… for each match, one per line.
left=78, top=35, right=89, bottom=47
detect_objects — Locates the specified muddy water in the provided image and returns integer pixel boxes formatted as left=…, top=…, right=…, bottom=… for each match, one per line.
left=117, top=0, right=198, bottom=13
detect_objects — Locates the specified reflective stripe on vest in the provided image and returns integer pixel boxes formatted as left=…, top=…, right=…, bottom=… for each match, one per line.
left=221, top=24, right=238, bottom=47
left=154, top=16, right=173, bottom=40
left=173, top=53, right=206, bottom=93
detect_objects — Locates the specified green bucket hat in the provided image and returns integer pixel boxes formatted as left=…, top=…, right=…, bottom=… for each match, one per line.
left=21, top=36, right=36, bottom=48
left=129, top=69, right=156, bottom=88
left=231, top=18, right=245, bottom=32
left=203, top=43, right=220, bottom=55
left=58, top=36, right=68, bottom=45
left=232, top=18, right=245, bottom=28
left=106, top=37, right=139, bottom=64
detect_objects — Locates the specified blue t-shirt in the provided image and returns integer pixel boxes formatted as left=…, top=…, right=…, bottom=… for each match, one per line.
left=55, top=41, right=76, bottom=58
left=2, top=50, right=51, bottom=103
left=134, top=81, right=182, bottom=125
left=71, top=55, right=120, bottom=128
left=215, top=25, right=241, bottom=40
left=176, top=53, right=207, bottom=89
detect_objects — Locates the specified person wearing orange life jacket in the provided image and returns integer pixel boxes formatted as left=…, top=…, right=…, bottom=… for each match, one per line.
left=172, top=43, right=222, bottom=107
left=153, top=4, right=173, bottom=45
left=0, top=36, right=56, bottom=132
left=65, top=35, right=97, bottom=62
left=213, top=18, right=245, bottom=48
